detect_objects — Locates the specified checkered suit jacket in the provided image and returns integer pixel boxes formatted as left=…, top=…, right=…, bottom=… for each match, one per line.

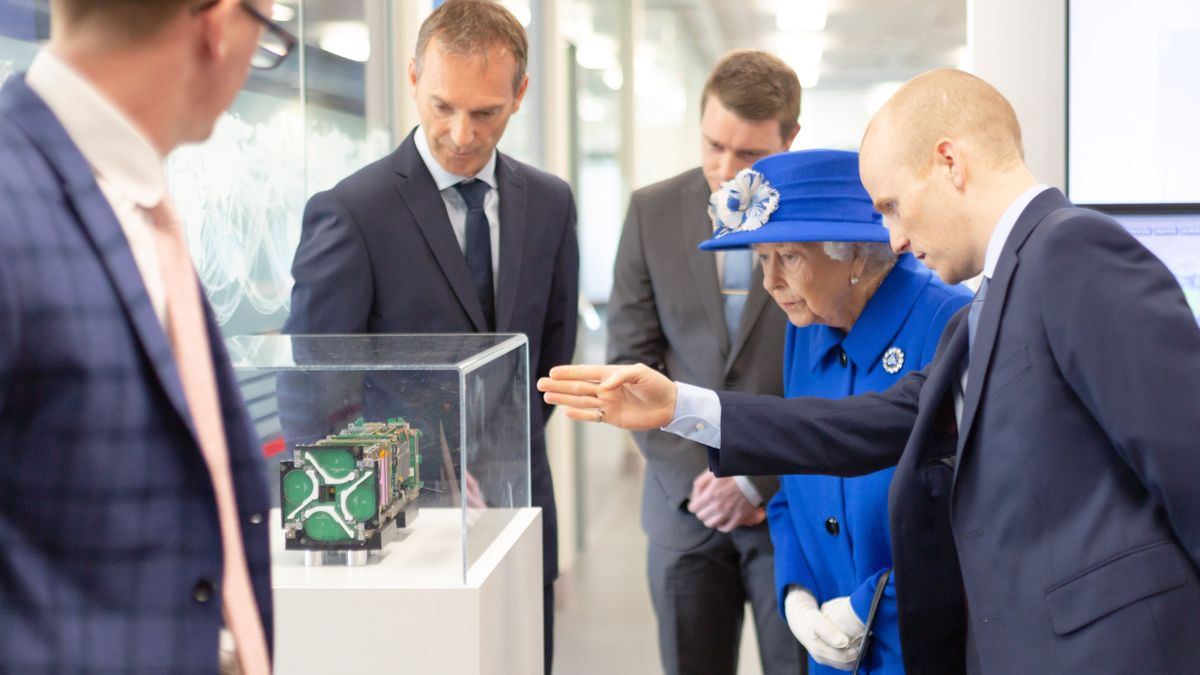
left=0, top=75, right=273, bottom=672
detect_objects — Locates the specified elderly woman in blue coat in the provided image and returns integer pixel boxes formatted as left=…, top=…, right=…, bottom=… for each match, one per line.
left=701, top=150, right=970, bottom=673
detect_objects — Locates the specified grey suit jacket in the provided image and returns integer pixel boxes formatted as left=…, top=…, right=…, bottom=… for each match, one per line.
left=608, top=167, right=787, bottom=550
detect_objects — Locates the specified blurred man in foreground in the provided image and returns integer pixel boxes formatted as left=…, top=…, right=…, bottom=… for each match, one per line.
left=0, top=0, right=295, bottom=671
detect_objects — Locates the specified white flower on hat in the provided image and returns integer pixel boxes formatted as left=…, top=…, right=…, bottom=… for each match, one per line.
left=708, top=168, right=781, bottom=238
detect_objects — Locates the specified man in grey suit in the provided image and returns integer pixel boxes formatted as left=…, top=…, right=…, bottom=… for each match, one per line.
left=607, top=50, right=805, bottom=675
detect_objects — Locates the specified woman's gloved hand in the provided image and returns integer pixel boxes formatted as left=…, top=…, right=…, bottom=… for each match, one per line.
left=821, top=595, right=866, bottom=649
left=783, top=587, right=860, bottom=670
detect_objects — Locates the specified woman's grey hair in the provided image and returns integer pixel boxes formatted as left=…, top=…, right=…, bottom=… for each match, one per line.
left=823, top=241, right=896, bottom=271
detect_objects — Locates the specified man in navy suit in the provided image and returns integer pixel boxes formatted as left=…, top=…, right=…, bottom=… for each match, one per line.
left=539, top=69, right=1200, bottom=674
left=0, top=0, right=292, bottom=672
left=284, top=2, right=577, bottom=672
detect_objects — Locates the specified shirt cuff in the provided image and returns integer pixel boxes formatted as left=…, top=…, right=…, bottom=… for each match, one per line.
left=661, top=382, right=721, bottom=448
left=733, top=475, right=763, bottom=506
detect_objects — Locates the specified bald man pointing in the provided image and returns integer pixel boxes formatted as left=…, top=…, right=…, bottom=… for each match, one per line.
left=539, top=69, right=1200, bottom=674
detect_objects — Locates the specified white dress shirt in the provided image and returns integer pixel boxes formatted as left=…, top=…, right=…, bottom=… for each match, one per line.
left=666, top=184, right=1055, bottom=451
left=413, top=126, right=501, bottom=291
left=26, top=49, right=169, bottom=327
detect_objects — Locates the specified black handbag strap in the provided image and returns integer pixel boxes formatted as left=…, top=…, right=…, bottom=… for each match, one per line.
left=851, top=568, right=892, bottom=675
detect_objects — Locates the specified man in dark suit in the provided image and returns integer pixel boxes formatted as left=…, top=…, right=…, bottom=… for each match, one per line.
left=539, top=68, right=1200, bottom=674
left=607, top=50, right=804, bottom=675
left=0, top=0, right=290, bottom=672
left=284, top=2, right=577, bottom=672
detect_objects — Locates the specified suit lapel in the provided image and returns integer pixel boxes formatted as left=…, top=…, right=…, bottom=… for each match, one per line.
left=5, top=77, right=197, bottom=438
left=680, top=174, right=730, bottom=354
left=392, top=132, right=489, bottom=331
left=494, top=153, right=526, bottom=331
left=956, top=189, right=1073, bottom=461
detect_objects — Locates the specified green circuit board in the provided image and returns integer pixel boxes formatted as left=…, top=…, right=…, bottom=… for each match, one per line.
left=280, top=418, right=422, bottom=550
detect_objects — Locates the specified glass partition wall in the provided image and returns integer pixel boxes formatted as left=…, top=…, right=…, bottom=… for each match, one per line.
left=0, top=0, right=398, bottom=336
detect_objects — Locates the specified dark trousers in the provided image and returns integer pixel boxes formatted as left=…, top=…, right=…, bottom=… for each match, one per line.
left=647, top=526, right=806, bottom=675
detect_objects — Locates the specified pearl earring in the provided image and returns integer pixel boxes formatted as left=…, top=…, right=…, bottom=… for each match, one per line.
left=850, top=276, right=860, bottom=286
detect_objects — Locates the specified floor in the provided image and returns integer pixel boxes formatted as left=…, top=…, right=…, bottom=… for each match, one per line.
left=551, top=423, right=765, bottom=675
left=550, top=319, right=768, bottom=675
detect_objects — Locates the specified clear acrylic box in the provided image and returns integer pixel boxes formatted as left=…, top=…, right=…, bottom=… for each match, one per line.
left=227, top=334, right=531, bottom=582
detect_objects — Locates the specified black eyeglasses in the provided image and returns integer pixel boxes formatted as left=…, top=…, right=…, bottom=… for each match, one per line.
left=194, top=1, right=298, bottom=70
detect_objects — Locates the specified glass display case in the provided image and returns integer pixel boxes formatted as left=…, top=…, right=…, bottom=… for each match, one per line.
left=227, top=333, right=530, bottom=581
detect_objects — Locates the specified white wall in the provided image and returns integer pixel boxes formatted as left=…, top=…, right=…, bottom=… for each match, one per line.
left=969, top=0, right=1066, bottom=190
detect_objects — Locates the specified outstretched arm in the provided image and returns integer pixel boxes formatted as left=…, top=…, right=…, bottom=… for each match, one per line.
left=539, top=361, right=925, bottom=478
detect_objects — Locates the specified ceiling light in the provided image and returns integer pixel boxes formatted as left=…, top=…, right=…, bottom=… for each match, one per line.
left=777, top=37, right=825, bottom=69
left=576, top=35, right=618, bottom=71
left=777, top=0, right=828, bottom=32
left=318, top=23, right=371, bottom=63
left=271, top=3, right=295, bottom=23
left=602, top=68, right=624, bottom=91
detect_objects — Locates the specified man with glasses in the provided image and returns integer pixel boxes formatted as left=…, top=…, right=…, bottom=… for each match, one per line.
left=0, top=0, right=295, bottom=672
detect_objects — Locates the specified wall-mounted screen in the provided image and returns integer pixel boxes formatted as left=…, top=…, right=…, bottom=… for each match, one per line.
left=1098, top=210, right=1200, bottom=323
left=1068, top=0, right=1200, bottom=205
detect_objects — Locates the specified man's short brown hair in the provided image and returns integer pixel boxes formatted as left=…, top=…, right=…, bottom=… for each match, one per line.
left=701, top=50, right=801, bottom=140
left=414, top=0, right=528, bottom=93
left=52, top=0, right=193, bottom=42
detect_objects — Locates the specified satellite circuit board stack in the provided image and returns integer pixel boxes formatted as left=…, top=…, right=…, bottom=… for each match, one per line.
left=280, top=418, right=423, bottom=552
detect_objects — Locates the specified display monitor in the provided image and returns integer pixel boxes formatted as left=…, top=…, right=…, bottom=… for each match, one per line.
left=1067, top=0, right=1200, bottom=205
left=1093, top=209, right=1200, bottom=323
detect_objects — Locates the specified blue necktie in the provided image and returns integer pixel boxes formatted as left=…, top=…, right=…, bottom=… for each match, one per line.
left=722, top=249, right=751, bottom=342
left=454, top=180, right=495, bottom=331
left=967, top=276, right=990, bottom=357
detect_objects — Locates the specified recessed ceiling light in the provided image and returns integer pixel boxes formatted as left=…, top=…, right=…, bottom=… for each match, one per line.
left=777, top=0, right=828, bottom=32
left=272, top=3, right=295, bottom=23
left=318, top=22, right=371, bottom=63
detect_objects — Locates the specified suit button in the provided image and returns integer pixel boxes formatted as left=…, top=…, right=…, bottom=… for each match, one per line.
left=825, top=517, right=840, bottom=536
left=839, top=350, right=848, bottom=367
left=249, top=512, right=264, bottom=525
left=193, top=579, right=215, bottom=603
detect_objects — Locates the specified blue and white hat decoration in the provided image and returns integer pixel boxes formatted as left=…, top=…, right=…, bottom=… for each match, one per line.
left=708, top=168, right=781, bottom=238
left=699, top=150, right=888, bottom=251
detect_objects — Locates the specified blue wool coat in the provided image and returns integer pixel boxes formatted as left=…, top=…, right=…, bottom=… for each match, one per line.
left=768, top=253, right=969, bottom=675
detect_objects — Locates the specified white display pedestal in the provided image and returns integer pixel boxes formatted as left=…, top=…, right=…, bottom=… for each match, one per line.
left=271, top=507, right=543, bottom=674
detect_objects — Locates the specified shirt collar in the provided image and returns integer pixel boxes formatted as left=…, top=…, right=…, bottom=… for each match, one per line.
left=810, top=253, right=931, bottom=371
left=25, top=49, right=166, bottom=209
left=413, top=125, right=498, bottom=192
left=982, top=184, right=1050, bottom=279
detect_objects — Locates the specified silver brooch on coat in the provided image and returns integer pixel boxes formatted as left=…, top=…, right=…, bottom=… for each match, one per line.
left=882, top=347, right=905, bottom=374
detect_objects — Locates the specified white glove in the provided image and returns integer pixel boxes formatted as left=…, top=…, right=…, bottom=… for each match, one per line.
left=821, top=595, right=866, bottom=648
left=783, top=587, right=860, bottom=670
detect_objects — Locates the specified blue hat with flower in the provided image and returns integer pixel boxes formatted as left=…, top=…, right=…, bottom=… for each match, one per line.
left=700, top=149, right=887, bottom=250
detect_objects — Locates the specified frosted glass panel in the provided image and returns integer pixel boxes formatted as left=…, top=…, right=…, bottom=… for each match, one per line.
left=1, top=1, right=397, bottom=335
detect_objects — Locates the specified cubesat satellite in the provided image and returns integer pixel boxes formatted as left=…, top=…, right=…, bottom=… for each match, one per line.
left=280, top=418, right=422, bottom=560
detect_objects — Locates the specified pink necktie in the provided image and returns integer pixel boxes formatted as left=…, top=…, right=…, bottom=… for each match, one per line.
left=148, top=198, right=271, bottom=675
